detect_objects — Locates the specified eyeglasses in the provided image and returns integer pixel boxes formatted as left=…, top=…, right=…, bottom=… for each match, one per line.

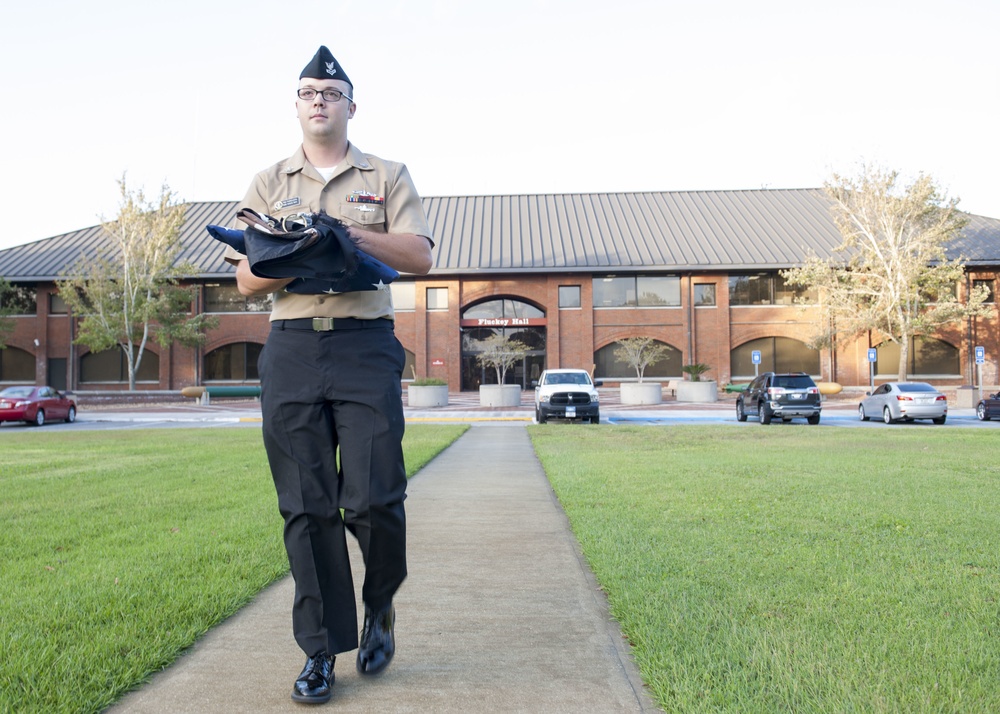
left=296, top=87, right=353, bottom=103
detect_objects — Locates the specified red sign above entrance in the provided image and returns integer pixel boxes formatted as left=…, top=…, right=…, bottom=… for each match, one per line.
left=459, top=317, right=547, bottom=328
left=431, top=358, right=445, bottom=366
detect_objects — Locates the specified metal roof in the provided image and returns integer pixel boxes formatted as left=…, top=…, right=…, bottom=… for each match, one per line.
left=944, top=212, right=1000, bottom=265
left=2, top=189, right=998, bottom=281
left=0, top=201, right=242, bottom=282
left=424, top=189, right=850, bottom=274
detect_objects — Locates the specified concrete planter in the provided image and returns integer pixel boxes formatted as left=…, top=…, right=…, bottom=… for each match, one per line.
left=676, top=380, right=718, bottom=403
left=479, top=384, right=522, bottom=407
left=620, top=382, right=663, bottom=405
left=407, top=384, right=449, bottom=408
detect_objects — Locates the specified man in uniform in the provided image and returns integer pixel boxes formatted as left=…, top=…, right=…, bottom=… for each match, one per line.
left=224, top=46, right=433, bottom=704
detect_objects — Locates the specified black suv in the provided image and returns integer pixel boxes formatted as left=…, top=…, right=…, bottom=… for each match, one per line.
left=736, top=372, right=822, bottom=425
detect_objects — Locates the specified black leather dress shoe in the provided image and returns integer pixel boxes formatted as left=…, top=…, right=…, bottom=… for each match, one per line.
left=291, top=652, right=335, bottom=704
left=357, top=604, right=395, bottom=675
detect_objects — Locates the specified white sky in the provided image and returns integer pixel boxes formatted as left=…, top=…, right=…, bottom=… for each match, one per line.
left=2, top=0, right=997, bottom=251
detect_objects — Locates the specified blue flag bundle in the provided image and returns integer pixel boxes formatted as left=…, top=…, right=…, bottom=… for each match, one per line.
left=207, top=210, right=398, bottom=294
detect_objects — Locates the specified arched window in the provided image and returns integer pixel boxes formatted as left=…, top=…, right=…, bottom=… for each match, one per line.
left=874, top=337, right=959, bottom=377
left=731, top=337, right=820, bottom=378
left=0, top=346, right=35, bottom=382
left=594, top=340, right=681, bottom=380
left=80, top=348, right=159, bottom=383
left=462, top=299, right=544, bottom=320
left=204, top=343, right=263, bottom=381
left=460, top=298, right=546, bottom=390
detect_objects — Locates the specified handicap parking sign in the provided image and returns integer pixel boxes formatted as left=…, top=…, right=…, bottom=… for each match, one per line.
left=975, top=346, right=985, bottom=364
left=751, top=350, right=761, bottom=365
left=868, top=348, right=877, bottom=363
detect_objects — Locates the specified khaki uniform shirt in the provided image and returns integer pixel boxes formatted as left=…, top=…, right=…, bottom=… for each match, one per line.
left=224, top=143, right=432, bottom=321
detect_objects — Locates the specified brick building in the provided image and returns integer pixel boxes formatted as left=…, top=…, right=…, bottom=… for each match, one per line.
left=1, top=189, right=998, bottom=392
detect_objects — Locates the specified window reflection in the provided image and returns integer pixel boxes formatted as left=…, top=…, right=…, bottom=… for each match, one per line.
left=730, top=337, right=820, bottom=377
left=204, top=342, right=262, bottom=381
left=592, top=276, right=681, bottom=307
left=874, top=337, right=959, bottom=377
left=729, top=274, right=816, bottom=306
left=80, top=348, right=159, bottom=383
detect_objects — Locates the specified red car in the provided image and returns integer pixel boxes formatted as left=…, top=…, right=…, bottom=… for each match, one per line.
left=0, top=386, right=77, bottom=426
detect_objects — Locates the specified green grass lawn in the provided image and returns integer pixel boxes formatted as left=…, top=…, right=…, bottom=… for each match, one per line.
left=0, top=425, right=466, bottom=714
left=6, top=423, right=998, bottom=713
left=529, top=425, right=1000, bottom=714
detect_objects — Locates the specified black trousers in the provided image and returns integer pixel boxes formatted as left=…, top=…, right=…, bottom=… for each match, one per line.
left=258, top=320, right=408, bottom=657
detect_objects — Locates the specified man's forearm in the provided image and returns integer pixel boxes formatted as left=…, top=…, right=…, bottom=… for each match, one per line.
left=350, top=228, right=433, bottom=275
left=235, top=259, right=294, bottom=297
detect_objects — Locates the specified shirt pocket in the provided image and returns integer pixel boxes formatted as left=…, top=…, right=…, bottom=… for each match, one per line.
left=339, top=202, right=386, bottom=230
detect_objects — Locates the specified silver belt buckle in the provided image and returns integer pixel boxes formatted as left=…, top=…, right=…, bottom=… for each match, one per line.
left=312, top=317, right=334, bottom=331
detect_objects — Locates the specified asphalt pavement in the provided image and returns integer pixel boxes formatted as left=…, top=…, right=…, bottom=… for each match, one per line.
left=8, top=389, right=988, bottom=431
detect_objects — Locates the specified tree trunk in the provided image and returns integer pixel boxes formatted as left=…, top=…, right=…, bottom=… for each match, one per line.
left=897, top=335, right=909, bottom=382
left=125, top=347, right=137, bottom=391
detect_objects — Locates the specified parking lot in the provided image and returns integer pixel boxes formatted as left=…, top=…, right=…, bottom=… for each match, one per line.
left=1, top=390, right=996, bottom=431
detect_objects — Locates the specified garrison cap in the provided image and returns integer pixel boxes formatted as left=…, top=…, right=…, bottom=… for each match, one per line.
left=300, top=46, right=352, bottom=87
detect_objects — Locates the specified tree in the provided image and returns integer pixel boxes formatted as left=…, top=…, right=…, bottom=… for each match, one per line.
left=57, top=177, right=217, bottom=390
left=783, top=165, right=991, bottom=382
left=0, top=278, right=15, bottom=349
left=475, top=333, right=531, bottom=385
left=613, top=337, right=669, bottom=382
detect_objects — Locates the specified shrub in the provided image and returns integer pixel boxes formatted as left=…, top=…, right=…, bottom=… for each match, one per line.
left=681, top=363, right=712, bottom=382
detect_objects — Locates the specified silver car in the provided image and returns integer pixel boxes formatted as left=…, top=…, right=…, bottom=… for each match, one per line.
left=858, top=382, right=948, bottom=424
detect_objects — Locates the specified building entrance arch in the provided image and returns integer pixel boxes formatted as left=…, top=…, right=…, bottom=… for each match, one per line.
left=460, top=298, right=546, bottom=390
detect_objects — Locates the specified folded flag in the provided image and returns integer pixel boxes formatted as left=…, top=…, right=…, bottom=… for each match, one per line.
left=207, top=212, right=398, bottom=294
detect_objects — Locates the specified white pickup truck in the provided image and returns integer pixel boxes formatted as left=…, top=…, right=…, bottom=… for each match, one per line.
left=532, top=369, right=603, bottom=424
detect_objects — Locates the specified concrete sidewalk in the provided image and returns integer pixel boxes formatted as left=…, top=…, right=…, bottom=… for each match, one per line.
left=108, top=424, right=659, bottom=713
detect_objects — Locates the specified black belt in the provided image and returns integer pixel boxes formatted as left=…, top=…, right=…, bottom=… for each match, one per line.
left=272, top=318, right=392, bottom=332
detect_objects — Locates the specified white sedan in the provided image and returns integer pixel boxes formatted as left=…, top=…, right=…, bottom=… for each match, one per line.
left=858, top=382, right=947, bottom=425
